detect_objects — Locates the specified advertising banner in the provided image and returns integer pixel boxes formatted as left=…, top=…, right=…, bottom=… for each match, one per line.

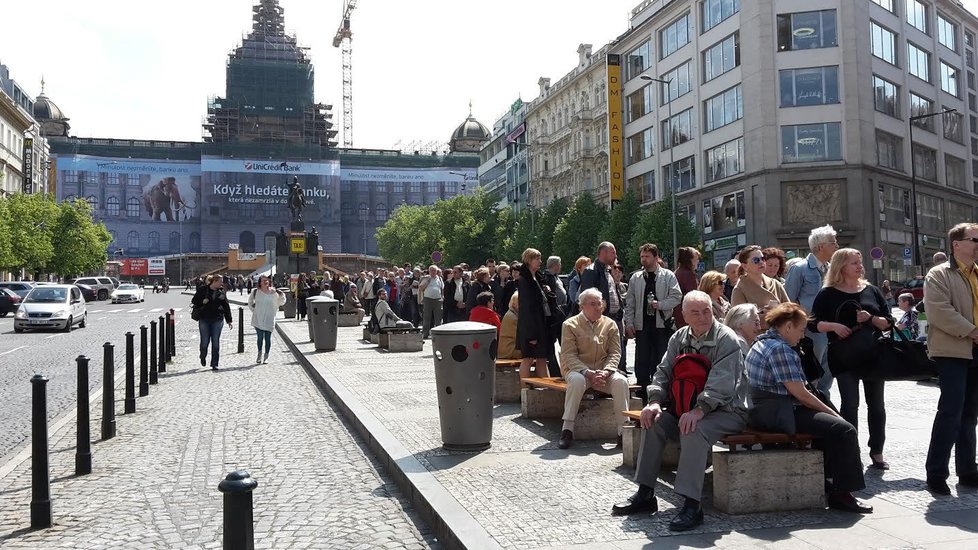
left=607, top=53, right=624, bottom=201
left=148, top=258, right=166, bottom=276
left=120, top=258, right=148, bottom=276
left=22, top=138, right=33, bottom=194
left=340, top=167, right=475, bottom=184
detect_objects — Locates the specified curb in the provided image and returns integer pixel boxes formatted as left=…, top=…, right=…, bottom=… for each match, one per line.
left=276, top=323, right=501, bottom=550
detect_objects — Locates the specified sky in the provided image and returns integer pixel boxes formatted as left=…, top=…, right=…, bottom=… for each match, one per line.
left=0, top=0, right=641, bottom=150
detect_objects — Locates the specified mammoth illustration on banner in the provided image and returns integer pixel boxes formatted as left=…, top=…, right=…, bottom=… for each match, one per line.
left=143, top=177, right=196, bottom=221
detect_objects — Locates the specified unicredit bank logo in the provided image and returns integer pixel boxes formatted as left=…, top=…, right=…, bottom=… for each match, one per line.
left=244, top=161, right=300, bottom=172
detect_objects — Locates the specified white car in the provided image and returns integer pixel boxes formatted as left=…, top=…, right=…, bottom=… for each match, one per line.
left=14, top=284, right=88, bottom=332
left=111, top=283, right=145, bottom=304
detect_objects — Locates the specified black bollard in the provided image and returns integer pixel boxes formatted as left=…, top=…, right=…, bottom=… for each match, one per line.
left=139, top=325, right=149, bottom=397
left=237, top=307, right=245, bottom=354
left=30, top=374, right=52, bottom=529
left=218, top=470, right=258, bottom=550
left=75, top=356, right=92, bottom=476
left=163, top=312, right=171, bottom=364
left=169, top=308, right=176, bottom=358
left=158, top=315, right=167, bottom=373
left=150, top=321, right=158, bottom=385
left=101, top=343, right=116, bottom=440
left=124, top=332, right=136, bottom=414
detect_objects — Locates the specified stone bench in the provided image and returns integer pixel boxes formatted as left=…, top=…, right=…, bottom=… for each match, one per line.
left=494, top=359, right=523, bottom=403
left=620, top=411, right=823, bottom=514
left=520, top=378, right=641, bottom=440
left=378, top=328, right=423, bottom=352
left=362, top=327, right=379, bottom=345
left=338, top=310, right=363, bottom=327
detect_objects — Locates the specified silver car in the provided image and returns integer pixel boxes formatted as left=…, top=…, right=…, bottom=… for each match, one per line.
left=71, top=277, right=115, bottom=301
left=14, top=285, right=88, bottom=333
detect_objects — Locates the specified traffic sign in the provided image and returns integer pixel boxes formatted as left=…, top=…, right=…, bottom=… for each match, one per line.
left=290, top=237, right=306, bottom=254
left=904, top=258, right=912, bottom=266
left=872, top=259, right=883, bottom=269
left=870, top=247, right=884, bottom=260
left=431, top=250, right=443, bottom=263
left=903, top=247, right=912, bottom=259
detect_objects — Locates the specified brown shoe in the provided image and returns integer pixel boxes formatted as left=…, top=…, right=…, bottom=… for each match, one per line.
left=558, top=429, right=573, bottom=449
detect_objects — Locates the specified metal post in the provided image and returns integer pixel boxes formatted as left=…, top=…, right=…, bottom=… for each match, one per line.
left=101, top=342, right=116, bottom=440
left=219, top=470, right=258, bottom=550
left=124, top=332, right=136, bottom=414
left=164, top=312, right=172, bottom=364
left=30, top=374, right=52, bottom=529
left=150, top=321, right=158, bottom=385
left=169, top=308, right=176, bottom=358
left=237, top=307, right=245, bottom=353
left=909, top=119, right=921, bottom=270
left=139, top=325, right=149, bottom=396
left=158, top=315, right=167, bottom=373
left=75, top=356, right=92, bottom=476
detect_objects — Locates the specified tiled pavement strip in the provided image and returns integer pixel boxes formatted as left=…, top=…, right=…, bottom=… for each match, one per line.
left=0, top=306, right=434, bottom=549
left=277, top=316, right=978, bottom=550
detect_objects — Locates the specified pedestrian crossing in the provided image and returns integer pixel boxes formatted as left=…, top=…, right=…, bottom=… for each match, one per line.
left=88, top=307, right=184, bottom=314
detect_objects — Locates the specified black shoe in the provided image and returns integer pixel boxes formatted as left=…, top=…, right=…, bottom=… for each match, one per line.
left=558, top=430, right=573, bottom=449
left=927, top=479, right=951, bottom=495
left=870, top=457, right=890, bottom=470
left=211, top=365, right=218, bottom=371
left=958, top=473, right=978, bottom=487
left=826, top=492, right=873, bottom=513
left=200, top=357, right=206, bottom=367
left=616, top=435, right=623, bottom=448
left=669, top=500, right=704, bottom=531
left=611, top=485, right=657, bottom=516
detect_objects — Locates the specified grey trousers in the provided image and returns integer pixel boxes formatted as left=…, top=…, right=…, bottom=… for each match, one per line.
left=422, top=297, right=442, bottom=337
left=635, top=409, right=745, bottom=500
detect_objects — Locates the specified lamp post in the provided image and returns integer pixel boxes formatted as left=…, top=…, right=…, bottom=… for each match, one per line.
left=448, top=171, right=473, bottom=196
left=359, top=205, right=369, bottom=258
left=908, top=107, right=957, bottom=270
left=640, top=74, right=677, bottom=266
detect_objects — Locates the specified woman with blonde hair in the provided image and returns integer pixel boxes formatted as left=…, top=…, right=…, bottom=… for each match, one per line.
left=731, top=245, right=789, bottom=329
left=698, top=270, right=730, bottom=321
left=810, top=248, right=894, bottom=470
left=517, top=248, right=553, bottom=379
left=499, top=291, right=522, bottom=359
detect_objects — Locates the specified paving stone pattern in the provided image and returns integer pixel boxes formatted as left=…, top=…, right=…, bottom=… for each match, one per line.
left=280, top=321, right=978, bottom=549
left=0, top=310, right=434, bottom=549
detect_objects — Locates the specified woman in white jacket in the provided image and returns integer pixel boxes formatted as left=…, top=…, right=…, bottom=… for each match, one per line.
left=248, top=275, right=287, bottom=364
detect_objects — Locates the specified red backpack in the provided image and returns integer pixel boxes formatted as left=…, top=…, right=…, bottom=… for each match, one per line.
left=669, top=352, right=711, bottom=416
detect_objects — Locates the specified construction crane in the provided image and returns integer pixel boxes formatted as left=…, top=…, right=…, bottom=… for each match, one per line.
left=332, top=0, right=358, bottom=148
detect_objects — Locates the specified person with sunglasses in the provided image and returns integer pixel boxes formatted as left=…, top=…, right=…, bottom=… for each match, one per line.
left=730, top=245, right=789, bottom=330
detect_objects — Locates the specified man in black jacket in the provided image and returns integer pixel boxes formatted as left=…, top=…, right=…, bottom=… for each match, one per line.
left=580, top=242, right=627, bottom=373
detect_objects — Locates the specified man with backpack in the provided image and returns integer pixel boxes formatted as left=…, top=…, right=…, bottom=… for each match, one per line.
left=611, top=290, right=749, bottom=532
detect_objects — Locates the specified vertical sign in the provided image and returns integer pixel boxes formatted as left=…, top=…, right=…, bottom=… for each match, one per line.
left=606, top=54, right=624, bottom=201
left=22, top=138, right=33, bottom=194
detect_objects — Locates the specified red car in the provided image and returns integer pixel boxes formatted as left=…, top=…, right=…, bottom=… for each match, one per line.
left=897, top=277, right=925, bottom=302
left=0, top=287, right=21, bottom=317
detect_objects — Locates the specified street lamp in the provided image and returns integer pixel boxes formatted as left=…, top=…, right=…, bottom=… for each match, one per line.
left=640, top=73, right=677, bottom=266
left=448, top=171, right=474, bottom=195
left=908, top=107, right=957, bottom=270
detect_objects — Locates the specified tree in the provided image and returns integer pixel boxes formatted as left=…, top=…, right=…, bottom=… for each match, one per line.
left=432, top=189, right=500, bottom=267
left=497, top=206, right=536, bottom=262
left=551, top=192, right=608, bottom=267
left=5, top=192, right=59, bottom=275
left=535, top=197, right=569, bottom=260
left=47, top=199, right=112, bottom=277
left=628, top=193, right=701, bottom=269
left=0, top=199, right=13, bottom=271
left=376, top=203, right=439, bottom=267
left=600, top=189, right=641, bottom=270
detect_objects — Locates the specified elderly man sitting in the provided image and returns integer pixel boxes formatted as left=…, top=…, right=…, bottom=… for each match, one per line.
left=612, top=290, right=749, bottom=532
left=557, top=288, right=630, bottom=449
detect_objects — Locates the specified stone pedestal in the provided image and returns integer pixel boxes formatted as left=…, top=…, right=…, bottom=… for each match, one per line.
left=521, top=388, right=640, bottom=440
left=338, top=311, right=362, bottom=327
left=621, top=425, right=696, bottom=470
left=712, top=449, right=825, bottom=514
left=494, top=362, right=522, bottom=403
left=380, top=330, right=423, bottom=352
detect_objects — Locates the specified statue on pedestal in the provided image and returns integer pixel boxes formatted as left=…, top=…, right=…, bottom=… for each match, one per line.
left=287, top=176, right=306, bottom=222
left=275, top=227, right=288, bottom=256
left=307, top=227, right=319, bottom=256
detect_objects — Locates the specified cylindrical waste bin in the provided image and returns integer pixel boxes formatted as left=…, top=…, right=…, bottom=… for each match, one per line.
left=306, top=297, right=317, bottom=341
left=309, top=297, right=339, bottom=351
left=280, top=288, right=296, bottom=319
left=430, top=321, right=498, bottom=451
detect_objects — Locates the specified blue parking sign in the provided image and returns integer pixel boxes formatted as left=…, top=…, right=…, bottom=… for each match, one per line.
left=903, top=247, right=912, bottom=258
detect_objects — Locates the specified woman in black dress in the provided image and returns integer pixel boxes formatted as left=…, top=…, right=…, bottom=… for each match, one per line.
left=517, top=248, right=553, bottom=380
left=810, top=248, right=895, bottom=470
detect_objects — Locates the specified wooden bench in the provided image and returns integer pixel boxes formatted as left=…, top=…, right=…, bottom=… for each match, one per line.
left=338, top=309, right=363, bottom=327
left=620, top=410, right=824, bottom=514
left=520, top=377, right=641, bottom=440
left=378, top=327, right=423, bottom=352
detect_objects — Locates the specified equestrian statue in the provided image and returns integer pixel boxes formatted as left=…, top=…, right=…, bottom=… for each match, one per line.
left=287, top=176, right=306, bottom=222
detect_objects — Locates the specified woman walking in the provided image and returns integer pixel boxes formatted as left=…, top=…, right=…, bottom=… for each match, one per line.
left=248, top=275, right=286, bottom=364
left=191, top=275, right=233, bottom=370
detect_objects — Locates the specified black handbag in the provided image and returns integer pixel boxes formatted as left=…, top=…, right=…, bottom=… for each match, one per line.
left=825, top=299, right=880, bottom=376
left=859, top=330, right=938, bottom=381
left=793, top=336, right=824, bottom=383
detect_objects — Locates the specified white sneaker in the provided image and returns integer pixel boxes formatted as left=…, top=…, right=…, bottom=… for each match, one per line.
left=263, top=352, right=270, bottom=364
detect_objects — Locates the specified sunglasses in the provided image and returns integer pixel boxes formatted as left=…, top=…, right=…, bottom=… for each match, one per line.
left=750, top=257, right=764, bottom=264
left=958, top=237, right=978, bottom=243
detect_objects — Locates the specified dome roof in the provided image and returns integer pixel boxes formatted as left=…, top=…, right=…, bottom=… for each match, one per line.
left=33, top=93, right=67, bottom=121
left=452, top=116, right=490, bottom=141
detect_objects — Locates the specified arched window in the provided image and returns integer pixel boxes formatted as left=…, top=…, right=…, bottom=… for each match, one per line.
left=148, top=231, right=160, bottom=252
left=189, top=232, right=201, bottom=251
left=127, top=197, right=141, bottom=218
left=239, top=231, right=256, bottom=253
left=264, top=231, right=277, bottom=254
left=169, top=232, right=181, bottom=252
left=375, top=203, right=388, bottom=222
left=127, top=231, right=139, bottom=251
left=357, top=203, right=368, bottom=221
left=86, top=195, right=99, bottom=209
left=106, top=197, right=120, bottom=216
left=64, top=194, right=76, bottom=203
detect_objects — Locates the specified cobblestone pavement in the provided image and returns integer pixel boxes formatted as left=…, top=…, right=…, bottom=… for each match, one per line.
left=280, top=321, right=978, bottom=549
left=0, top=306, right=434, bottom=549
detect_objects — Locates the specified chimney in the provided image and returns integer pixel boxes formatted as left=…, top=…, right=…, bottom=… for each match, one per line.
left=577, top=43, right=593, bottom=67
left=538, top=77, right=551, bottom=96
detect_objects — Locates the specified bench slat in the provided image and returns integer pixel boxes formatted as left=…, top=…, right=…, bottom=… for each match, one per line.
left=621, top=410, right=814, bottom=447
left=495, top=359, right=523, bottom=368
left=523, top=377, right=640, bottom=392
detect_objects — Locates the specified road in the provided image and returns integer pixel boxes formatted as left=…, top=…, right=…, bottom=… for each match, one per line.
left=0, top=289, right=192, bottom=463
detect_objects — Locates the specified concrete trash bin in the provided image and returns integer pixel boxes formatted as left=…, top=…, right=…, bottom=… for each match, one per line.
left=430, top=321, right=498, bottom=451
left=309, top=297, right=339, bottom=351
left=280, top=288, right=296, bottom=319
left=306, top=297, right=317, bottom=341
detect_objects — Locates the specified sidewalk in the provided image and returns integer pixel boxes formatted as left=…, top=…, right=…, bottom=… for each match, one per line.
left=278, top=320, right=978, bottom=549
left=0, top=307, right=434, bottom=549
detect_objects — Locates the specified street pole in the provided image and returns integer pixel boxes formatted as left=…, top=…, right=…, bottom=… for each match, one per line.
left=641, top=74, right=676, bottom=265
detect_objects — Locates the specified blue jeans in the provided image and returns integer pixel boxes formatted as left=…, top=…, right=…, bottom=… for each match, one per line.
left=925, top=350, right=978, bottom=481
left=256, top=328, right=272, bottom=353
left=198, top=319, right=225, bottom=367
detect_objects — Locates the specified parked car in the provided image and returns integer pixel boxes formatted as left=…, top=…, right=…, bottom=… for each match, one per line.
left=74, top=283, right=98, bottom=302
left=0, top=287, right=22, bottom=317
left=0, top=281, right=35, bottom=299
left=898, top=276, right=925, bottom=302
left=14, top=284, right=88, bottom=332
left=70, top=277, right=115, bottom=301
left=110, top=283, right=145, bottom=304
left=108, top=277, right=121, bottom=288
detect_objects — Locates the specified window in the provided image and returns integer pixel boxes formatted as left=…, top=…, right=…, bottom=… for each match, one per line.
left=872, top=75, right=899, bottom=116
left=704, top=85, right=743, bottom=132
left=169, top=232, right=180, bottom=251
left=918, top=193, right=944, bottom=233
left=628, top=128, right=654, bottom=165
left=664, top=155, right=696, bottom=192
left=912, top=144, right=937, bottom=180
left=910, top=93, right=935, bottom=131
left=907, top=0, right=928, bottom=34
left=777, top=10, right=837, bottom=51
left=938, top=13, right=957, bottom=51
left=781, top=123, right=843, bottom=163
left=970, top=50, right=977, bottom=70
left=702, top=0, right=739, bottom=32
left=968, top=30, right=976, bottom=48
left=871, top=22, right=898, bottom=65
left=908, top=43, right=931, bottom=81
left=627, top=171, right=656, bottom=203
left=780, top=66, right=839, bottom=107
left=946, top=155, right=967, bottom=189
left=660, top=61, right=692, bottom=104
left=106, top=197, right=120, bottom=216
left=941, top=61, right=960, bottom=96
left=86, top=195, right=98, bottom=210
left=660, top=14, right=692, bottom=60
left=626, top=84, right=653, bottom=123
left=944, top=108, right=964, bottom=143
left=871, top=0, right=894, bottom=13
left=705, top=137, right=744, bottom=182
left=876, top=130, right=903, bottom=170
left=126, top=174, right=140, bottom=186
left=410, top=182, right=421, bottom=193
left=626, top=41, right=652, bottom=80
left=376, top=203, right=388, bottom=222
left=357, top=203, right=368, bottom=221
left=127, top=231, right=139, bottom=251
left=971, top=93, right=977, bottom=111
left=969, top=71, right=976, bottom=91
left=662, top=108, right=694, bottom=150
left=392, top=182, right=404, bottom=194
left=703, top=33, right=740, bottom=82
left=126, top=197, right=141, bottom=218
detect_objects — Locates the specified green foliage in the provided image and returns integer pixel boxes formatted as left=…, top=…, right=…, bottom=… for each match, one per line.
left=535, top=198, right=569, bottom=260
left=376, top=203, right=439, bottom=267
left=551, top=192, right=608, bottom=268
left=48, top=199, right=113, bottom=277
left=0, top=199, right=13, bottom=269
left=432, top=189, right=500, bottom=267
left=600, top=189, right=641, bottom=270
left=3, top=192, right=59, bottom=274
left=497, top=207, right=536, bottom=262
left=629, top=193, right=701, bottom=268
